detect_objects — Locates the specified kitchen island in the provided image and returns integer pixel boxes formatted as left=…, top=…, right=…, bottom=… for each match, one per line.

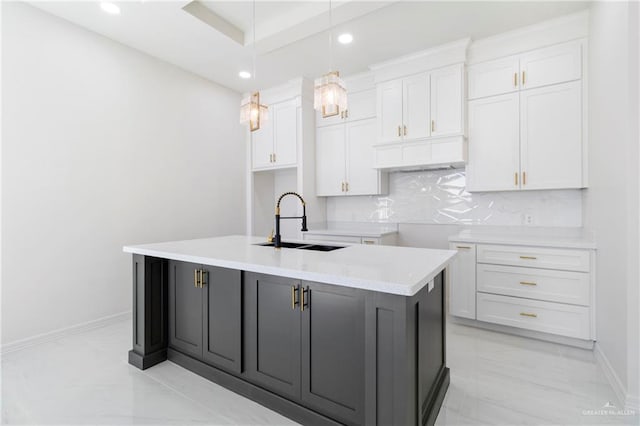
left=123, top=235, right=456, bottom=426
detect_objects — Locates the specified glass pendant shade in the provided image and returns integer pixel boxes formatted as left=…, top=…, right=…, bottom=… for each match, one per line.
left=239, top=92, right=268, bottom=132
left=314, top=71, right=347, bottom=118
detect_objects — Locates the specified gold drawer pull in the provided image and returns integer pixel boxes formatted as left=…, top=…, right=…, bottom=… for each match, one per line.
left=520, top=281, right=537, bottom=286
left=363, top=240, right=375, bottom=245
left=456, top=246, right=471, bottom=250
left=291, top=286, right=299, bottom=310
left=520, top=312, right=537, bottom=318
left=514, top=72, right=518, bottom=87
left=397, top=125, right=402, bottom=137
left=520, top=256, right=537, bottom=260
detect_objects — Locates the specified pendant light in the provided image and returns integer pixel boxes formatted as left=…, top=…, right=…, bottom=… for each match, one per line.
left=240, top=0, right=268, bottom=132
left=313, top=0, right=347, bottom=118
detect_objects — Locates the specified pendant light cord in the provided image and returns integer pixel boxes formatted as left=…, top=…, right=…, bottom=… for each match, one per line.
left=329, top=0, right=333, bottom=72
left=252, top=0, right=256, bottom=90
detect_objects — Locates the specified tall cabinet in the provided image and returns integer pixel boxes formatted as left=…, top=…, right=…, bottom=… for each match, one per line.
left=466, top=40, right=586, bottom=192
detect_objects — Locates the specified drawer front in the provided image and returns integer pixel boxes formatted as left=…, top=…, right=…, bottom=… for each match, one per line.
left=477, top=264, right=590, bottom=306
left=477, top=293, right=591, bottom=339
left=477, top=244, right=590, bottom=272
left=360, top=238, right=381, bottom=245
left=303, top=234, right=362, bottom=244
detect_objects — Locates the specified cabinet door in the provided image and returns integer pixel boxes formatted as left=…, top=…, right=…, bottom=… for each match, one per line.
left=468, top=56, right=520, bottom=100
left=244, top=272, right=301, bottom=400
left=251, top=121, right=273, bottom=170
left=316, top=124, right=346, bottom=196
left=168, top=260, right=202, bottom=359
left=466, top=93, right=520, bottom=192
left=403, top=73, right=430, bottom=140
left=202, top=266, right=241, bottom=373
left=520, top=81, right=582, bottom=190
left=346, top=88, right=376, bottom=121
left=448, top=244, right=477, bottom=319
left=519, top=41, right=582, bottom=90
left=377, top=79, right=403, bottom=142
left=301, top=282, right=365, bottom=425
left=430, top=65, right=463, bottom=137
left=273, top=101, right=298, bottom=167
left=345, top=118, right=380, bottom=196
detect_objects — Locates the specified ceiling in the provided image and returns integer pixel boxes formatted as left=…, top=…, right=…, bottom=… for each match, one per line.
left=29, top=1, right=591, bottom=94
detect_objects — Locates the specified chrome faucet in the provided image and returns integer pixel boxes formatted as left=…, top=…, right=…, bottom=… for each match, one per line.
left=274, top=192, right=308, bottom=248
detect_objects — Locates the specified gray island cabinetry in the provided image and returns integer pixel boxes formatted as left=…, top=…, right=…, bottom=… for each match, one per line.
left=124, top=235, right=455, bottom=426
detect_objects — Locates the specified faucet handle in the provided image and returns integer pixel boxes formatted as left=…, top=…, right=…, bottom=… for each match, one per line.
left=267, top=229, right=274, bottom=242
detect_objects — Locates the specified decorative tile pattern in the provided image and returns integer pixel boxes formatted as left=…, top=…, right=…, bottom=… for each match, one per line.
left=327, top=169, right=583, bottom=227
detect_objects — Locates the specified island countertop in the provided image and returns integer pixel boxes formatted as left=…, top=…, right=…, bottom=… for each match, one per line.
left=123, top=235, right=456, bottom=296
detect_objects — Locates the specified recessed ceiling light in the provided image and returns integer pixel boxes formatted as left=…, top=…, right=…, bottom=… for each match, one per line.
left=338, top=33, right=353, bottom=45
left=100, top=2, right=120, bottom=15
left=239, top=71, right=252, bottom=79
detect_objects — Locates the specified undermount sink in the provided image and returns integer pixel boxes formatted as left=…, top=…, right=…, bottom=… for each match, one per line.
left=255, top=242, right=344, bottom=251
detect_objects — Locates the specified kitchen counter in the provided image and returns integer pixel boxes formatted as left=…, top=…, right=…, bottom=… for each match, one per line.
left=125, top=234, right=452, bottom=426
left=449, top=226, right=596, bottom=249
left=123, top=234, right=455, bottom=296
left=306, top=221, right=399, bottom=238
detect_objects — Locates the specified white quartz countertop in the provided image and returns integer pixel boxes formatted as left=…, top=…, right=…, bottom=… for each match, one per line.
left=449, top=227, right=596, bottom=249
left=123, top=235, right=456, bottom=296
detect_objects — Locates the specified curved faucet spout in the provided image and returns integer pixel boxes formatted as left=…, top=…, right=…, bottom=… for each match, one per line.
left=274, top=192, right=308, bottom=248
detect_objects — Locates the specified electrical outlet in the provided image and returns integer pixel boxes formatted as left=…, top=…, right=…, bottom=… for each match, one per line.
left=524, top=213, right=534, bottom=226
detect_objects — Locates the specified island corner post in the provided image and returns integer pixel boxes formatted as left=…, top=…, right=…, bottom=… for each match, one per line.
left=127, top=252, right=450, bottom=426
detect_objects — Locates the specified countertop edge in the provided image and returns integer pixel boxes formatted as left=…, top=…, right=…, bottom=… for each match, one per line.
left=122, top=245, right=455, bottom=297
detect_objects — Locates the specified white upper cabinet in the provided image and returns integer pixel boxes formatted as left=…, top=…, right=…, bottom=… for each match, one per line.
left=315, top=124, right=346, bottom=196
left=377, top=79, right=404, bottom=142
left=468, top=40, right=582, bottom=100
left=467, top=93, right=520, bottom=192
left=316, top=117, right=386, bottom=197
left=466, top=39, right=585, bottom=192
left=316, top=88, right=376, bottom=127
left=402, top=73, right=430, bottom=141
left=430, top=65, right=463, bottom=137
left=520, top=81, right=582, bottom=190
left=519, top=41, right=582, bottom=90
left=345, top=118, right=381, bottom=195
left=377, top=65, right=464, bottom=143
left=251, top=99, right=298, bottom=170
left=468, top=56, right=520, bottom=100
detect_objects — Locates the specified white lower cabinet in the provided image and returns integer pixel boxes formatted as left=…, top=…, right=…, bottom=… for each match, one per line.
left=448, top=238, right=595, bottom=343
left=447, top=243, right=476, bottom=319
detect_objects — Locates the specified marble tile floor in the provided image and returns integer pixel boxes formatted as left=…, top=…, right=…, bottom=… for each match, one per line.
left=2, top=319, right=637, bottom=425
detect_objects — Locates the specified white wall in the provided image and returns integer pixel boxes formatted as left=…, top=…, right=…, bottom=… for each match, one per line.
left=584, top=0, right=639, bottom=409
left=1, top=3, right=246, bottom=345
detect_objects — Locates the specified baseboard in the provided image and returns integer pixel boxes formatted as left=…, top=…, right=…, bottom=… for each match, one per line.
left=593, top=342, right=629, bottom=409
left=450, top=316, right=595, bottom=349
left=1, top=311, right=131, bottom=355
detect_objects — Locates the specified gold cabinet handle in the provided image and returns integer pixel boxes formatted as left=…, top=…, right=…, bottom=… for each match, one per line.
left=291, top=285, right=299, bottom=310
left=456, top=246, right=471, bottom=249
left=340, top=111, right=344, bottom=119
left=520, top=312, right=537, bottom=318
left=344, top=109, right=348, bottom=119
left=515, top=172, right=518, bottom=186
left=345, top=182, right=349, bottom=192
left=519, top=255, right=537, bottom=260
left=269, top=153, right=273, bottom=163
left=397, top=125, right=401, bottom=137
left=403, top=125, right=407, bottom=136
left=431, top=120, right=435, bottom=132
left=194, top=269, right=198, bottom=288
left=273, top=153, right=276, bottom=163
left=301, top=287, right=309, bottom=311
left=200, top=270, right=206, bottom=288
left=363, top=240, right=375, bottom=245
left=519, top=281, right=537, bottom=286
left=522, top=70, right=526, bottom=85
left=523, top=171, right=527, bottom=186
left=514, top=72, right=518, bottom=87
left=341, top=182, right=345, bottom=192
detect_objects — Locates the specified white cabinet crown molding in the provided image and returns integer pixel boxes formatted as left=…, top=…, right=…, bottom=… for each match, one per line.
left=370, top=37, right=470, bottom=83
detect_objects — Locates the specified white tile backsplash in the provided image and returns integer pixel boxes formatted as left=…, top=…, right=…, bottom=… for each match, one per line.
left=327, top=169, right=583, bottom=227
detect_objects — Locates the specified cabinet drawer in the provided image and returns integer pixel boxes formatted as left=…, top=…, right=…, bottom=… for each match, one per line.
left=477, top=244, right=590, bottom=272
left=477, top=264, right=590, bottom=306
left=477, top=293, right=590, bottom=339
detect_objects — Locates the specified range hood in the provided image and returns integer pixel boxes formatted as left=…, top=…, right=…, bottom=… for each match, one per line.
left=373, top=135, right=467, bottom=171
